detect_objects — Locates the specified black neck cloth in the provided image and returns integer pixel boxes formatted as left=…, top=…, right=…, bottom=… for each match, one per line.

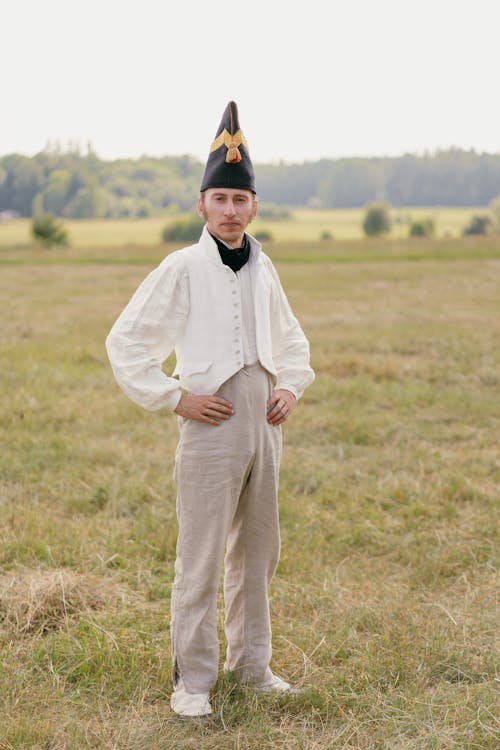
left=210, top=232, right=250, bottom=273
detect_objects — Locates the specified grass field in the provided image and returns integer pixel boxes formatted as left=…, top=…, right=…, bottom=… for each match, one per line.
left=0, top=236, right=499, bottom=749
left=0, top=206, right=490, bottom=248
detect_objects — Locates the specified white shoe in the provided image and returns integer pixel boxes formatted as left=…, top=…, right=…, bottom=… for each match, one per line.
left=254, top=672, right=293, bottom=694
left=170, top=678, right=213, bottom=717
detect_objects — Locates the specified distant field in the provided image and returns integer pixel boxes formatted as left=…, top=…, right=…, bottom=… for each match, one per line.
left=0, top=206, right=489, bottom=247
left=0, top=237, right=498, bottom=748
left=258, top=206, right=485, bottom=242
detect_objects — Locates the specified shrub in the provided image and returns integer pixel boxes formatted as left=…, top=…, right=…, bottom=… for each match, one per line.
left=362, top=202, right=391, bottom=236
left=409, top=218, right=435, bottom=237
left=462, top=214, right=493, bottom=236
left=320, top=230, right=334, bottom=240
left=254, top=230, right=273, bottom=242
left=31, top=214, right=69, bottom=247
left=161, top=215, right=204, bottom=243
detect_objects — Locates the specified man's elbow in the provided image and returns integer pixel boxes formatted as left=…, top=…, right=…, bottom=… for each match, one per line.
left=105, top=326, right=123, bottom=365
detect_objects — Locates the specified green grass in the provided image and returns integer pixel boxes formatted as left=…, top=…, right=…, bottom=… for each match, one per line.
left=2, top=235, right=500, bottom=269
left=0, top=206, right=490, bottom=248
left=0, top=238, right=498, bottom=749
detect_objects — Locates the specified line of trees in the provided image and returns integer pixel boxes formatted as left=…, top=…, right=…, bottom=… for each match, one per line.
left=1, top=146, right=500, bottom=219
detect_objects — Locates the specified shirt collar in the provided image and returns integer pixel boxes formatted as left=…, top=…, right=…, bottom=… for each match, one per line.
left=199, top=225, right=263, bottom=267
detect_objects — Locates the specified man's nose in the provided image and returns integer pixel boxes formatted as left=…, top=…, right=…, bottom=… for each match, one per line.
left=224, top=200, right=236, bottom=215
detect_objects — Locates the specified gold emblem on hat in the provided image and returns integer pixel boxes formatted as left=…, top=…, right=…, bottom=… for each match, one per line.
left=209, top=129, right=249, bottom=164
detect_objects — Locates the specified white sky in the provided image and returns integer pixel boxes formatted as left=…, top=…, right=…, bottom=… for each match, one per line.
left=2, top=0, right=499, bottom=163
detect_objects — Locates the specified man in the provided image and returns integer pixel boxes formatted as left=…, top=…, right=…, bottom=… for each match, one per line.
left=106, top=101, right=314, bottom=717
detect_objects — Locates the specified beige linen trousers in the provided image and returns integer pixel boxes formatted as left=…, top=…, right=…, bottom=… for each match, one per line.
left=171, top=363, right=282, bottom=693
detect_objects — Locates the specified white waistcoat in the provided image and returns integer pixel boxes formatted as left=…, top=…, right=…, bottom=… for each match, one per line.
left=172, top=229, right=276, bottom=395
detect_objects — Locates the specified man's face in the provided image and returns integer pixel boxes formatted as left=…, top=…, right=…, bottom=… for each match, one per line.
left=197, top=188, right=258, bottom=246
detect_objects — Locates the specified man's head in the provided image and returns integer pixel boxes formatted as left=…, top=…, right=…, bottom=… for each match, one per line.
left=198, top=188, right=258, bottom=247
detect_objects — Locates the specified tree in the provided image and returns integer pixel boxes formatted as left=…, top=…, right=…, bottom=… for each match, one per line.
left=31, top=214, right=69, bottom=247
left=137, top=201, right=153, bottom=218
left=362, top=202, right=391, bottom=236
left=42, top=169, right=72, bottom=215
left=462, top=214, right=493, bottom=236
left=0, top=155, right=44, bottom=216
left=320, top=158, right=386, bottom=208
left=3, top=148, right=500, bottom=217
left=64, top=186, right=104, bottom=218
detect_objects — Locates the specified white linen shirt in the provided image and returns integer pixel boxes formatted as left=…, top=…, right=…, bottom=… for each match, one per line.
left=106, top=226, right=314, bottom=411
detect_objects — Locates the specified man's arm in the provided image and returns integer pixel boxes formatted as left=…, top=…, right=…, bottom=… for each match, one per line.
left=266, top=258, right=315, bottom=402
left=106, top=253, right=188, bottom=411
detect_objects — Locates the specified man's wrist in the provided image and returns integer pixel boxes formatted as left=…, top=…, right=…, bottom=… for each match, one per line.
left=276, top=385, right=298, bottom=400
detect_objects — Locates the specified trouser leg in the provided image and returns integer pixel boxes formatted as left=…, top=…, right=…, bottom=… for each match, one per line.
left=170, top=481, right=231, bottom=694
left=224, top=367, right=282, bottom=683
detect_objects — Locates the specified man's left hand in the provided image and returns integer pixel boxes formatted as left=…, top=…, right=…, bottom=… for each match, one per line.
left=266, top=389, right=297, bottom=426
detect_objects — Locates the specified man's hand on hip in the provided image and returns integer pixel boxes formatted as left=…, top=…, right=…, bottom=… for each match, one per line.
left=174, top=394, right=234, bottom=425
left=266, top=389, right=297, bottom=426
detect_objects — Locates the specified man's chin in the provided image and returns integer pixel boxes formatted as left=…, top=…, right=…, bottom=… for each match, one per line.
left=218, top=228, right=243, bottom=243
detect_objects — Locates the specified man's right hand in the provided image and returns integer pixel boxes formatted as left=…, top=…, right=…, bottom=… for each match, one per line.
left=174, top=394, right=234, bottom=425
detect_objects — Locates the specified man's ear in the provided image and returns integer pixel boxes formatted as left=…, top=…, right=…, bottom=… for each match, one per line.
left=197, top=196, right=205, bottom=218
left=251, top=197, right=258, bottom=221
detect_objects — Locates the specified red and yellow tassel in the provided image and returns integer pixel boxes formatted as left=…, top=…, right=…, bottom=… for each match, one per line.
left=226, top=140, right=242, bottom=163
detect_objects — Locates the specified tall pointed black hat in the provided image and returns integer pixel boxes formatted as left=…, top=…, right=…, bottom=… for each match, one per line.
left=200, top=101, right=256, bottom=193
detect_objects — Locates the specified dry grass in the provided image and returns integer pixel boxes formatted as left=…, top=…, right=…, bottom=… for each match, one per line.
left=0, top=237, right=498, bottom=749
left=0, top=568, right=135, bottom=637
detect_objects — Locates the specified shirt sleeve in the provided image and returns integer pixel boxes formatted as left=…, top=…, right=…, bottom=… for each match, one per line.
left=105, top=252, right=189, bottom=411
left=266, top=259, right=315, bottom=400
